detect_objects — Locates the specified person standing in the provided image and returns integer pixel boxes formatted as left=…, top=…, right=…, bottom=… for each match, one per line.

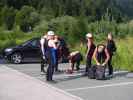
left=46, top=31, right=58, bottom=81
left=106, top=33, right=117, bottom=77
left=40, top=33, right=48, bottom=75
left=85, top=33, right=96, bottom=76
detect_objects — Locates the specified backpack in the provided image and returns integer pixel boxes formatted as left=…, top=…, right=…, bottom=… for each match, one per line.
left=95, top=65, right=105, bottom=80
left=88, top=65, right=96, bottom=79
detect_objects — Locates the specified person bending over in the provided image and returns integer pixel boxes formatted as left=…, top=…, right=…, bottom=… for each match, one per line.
left=93, top=44, right=110, bottom=67
left=67, top=51, right=83, bottom=74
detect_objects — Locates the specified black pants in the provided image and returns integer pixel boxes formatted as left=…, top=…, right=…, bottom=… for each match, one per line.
left=108, top=55, right=113, bottom=75
left=71, top=60, right=80, bottom=71
left=46, top=63, right=55, bottom=81
left=40, top=56, right=47, bottom=72
left=86, top=59, right=91, bottom=74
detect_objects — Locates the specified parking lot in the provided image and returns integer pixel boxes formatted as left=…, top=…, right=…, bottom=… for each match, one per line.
left=1, top=62, right=133, bottom=100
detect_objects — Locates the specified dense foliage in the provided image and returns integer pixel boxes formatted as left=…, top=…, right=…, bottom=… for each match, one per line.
left=0, top=0, right=133, bottom=32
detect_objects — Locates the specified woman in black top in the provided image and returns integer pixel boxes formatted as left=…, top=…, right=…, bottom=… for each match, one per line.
left=85, top=33, right=96, bottom=76
left=106, top=33, right=117, bottom=76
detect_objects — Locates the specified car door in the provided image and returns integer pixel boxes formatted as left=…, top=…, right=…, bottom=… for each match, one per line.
left=22, top=39, right=41, bottom=59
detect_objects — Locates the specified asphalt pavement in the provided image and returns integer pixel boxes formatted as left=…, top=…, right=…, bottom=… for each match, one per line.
left=0, top=58, right=133, bottom=100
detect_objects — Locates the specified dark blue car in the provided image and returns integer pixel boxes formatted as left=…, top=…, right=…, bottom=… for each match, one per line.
left=3, top=37, right=69, bottom=64
left=3, top=38, right=41, bottom=64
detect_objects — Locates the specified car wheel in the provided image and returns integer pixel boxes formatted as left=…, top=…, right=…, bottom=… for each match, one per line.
left=11, top=52, right=22, bottom=64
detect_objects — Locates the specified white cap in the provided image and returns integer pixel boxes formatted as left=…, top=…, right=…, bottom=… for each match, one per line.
left=86, top=33, right=93, bottom=38
left=47, top=31, right=55, bottom=36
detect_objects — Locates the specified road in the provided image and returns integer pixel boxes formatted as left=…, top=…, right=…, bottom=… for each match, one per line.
left=0, top=58, right=133, bottom=100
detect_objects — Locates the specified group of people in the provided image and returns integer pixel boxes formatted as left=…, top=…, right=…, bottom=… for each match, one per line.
left=85, top=33, right=116, bottom=79
left=40, top=31, right=116, bottom=82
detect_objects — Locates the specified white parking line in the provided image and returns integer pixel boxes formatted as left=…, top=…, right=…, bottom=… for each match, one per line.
left=65, top=81, right=133, bottom=92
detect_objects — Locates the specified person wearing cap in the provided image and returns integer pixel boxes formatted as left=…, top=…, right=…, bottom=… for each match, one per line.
left=85, top=33, right=96, bottom=76
left=46, top=31, right=58, bottom=81
left=106, top=33, right=116, bottom=77
left=40, top=33, right=48, bottom=75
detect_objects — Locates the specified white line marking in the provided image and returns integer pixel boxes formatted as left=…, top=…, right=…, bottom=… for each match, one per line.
left=65, top=82, right=133, bottom=92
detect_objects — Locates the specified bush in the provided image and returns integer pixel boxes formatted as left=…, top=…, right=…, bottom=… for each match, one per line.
left=34, top=16, right=89, bottom=44
left=33, top=20, right=49, bottom=35
left=88, top=20, right=117, bottom=35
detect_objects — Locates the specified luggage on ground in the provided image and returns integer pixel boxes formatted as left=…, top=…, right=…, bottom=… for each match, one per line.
left=95, top=65, right=105, bottom=80
left=88, top=65, right=96, bottom=79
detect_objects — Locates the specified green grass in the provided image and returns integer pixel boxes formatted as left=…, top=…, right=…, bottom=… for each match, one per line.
left=112, top=37, right=133, bottom=71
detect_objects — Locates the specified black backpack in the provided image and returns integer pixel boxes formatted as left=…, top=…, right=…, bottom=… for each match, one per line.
left=88, top=65, right=96, bottom=79
left=95, top=65, right=105, bottom=80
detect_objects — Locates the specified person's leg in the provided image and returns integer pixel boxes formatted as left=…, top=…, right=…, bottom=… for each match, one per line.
left=48, top=49, right=56, bottom=81
left=76, top=60, right=80, bottom=71
left=49, top=64, right=54, bottom=81
left=85, top=59, right=91, bottom=75
left=41, top=56, right=46, bottom=73
left=55, top=63, right=58, bottom=72
left=46, top=58, right=54, bottom=81
left=46, top=64, right=51, bottom=81
left=69, top=61, right=74, bottom=72
left=55, top=54, right=59, bottom=72
left=108, top=55, right=113, bottom=75
left=46, top=49, right=54, bottom=81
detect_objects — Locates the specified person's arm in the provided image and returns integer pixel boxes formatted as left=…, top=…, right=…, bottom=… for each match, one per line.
left=112, top=40, right=117, bottom=52
left=40, top=38, right=45, bottom=56
left=86, top=47, right=89, bottom=59
left=102, top=48, right=110, bottom=66
left=86, top=43, right=91, bottom=59
left=53, top=41, right=58, bottom=49
left=93, top=47, right=100, bottom=65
